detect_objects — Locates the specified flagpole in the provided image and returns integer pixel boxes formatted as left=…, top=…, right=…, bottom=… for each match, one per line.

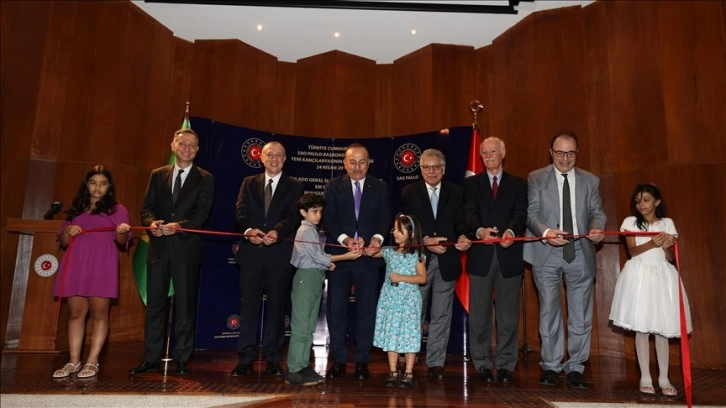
left=160, top=101, right=192, bottom=375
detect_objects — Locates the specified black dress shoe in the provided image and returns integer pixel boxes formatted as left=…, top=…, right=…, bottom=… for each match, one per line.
left=354, top=362, right=370, bottom=380
left=231, top=362, right=253, bottom=377
left=566, top=371, right=587, bottom=389
left=540, top=369, right=560, bottom=385
left=174, top=361, right=188, bottom=375
left=428, top=366, right=445, bottom=380
left=497, top=369, right=513, bottom=383
left=266, top=362, right=283, bottom=376
left=327, top=362, right=346, bottom=378
left=129, top=361, right=159, bottom=375
left=477, top=367, right=494, bottom=383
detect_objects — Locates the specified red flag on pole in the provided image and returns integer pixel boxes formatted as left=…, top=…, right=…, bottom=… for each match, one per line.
left=455, top=127, right=483, bottom=313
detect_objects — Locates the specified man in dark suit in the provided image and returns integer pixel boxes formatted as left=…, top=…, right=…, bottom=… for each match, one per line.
left=323, top=143, right=391, bottom=380
left=463, top=136, right=528, bottom=383
left=400, top=148, right=470, bottom=380
left=523, top=131, right=606, bottom=389
left=231, top=141, right=304, bottom=377
left=131, top=128, right=215, bottom=375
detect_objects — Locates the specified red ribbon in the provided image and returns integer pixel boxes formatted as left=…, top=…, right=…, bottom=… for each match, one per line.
left=54, top=225, right=691, bottom=405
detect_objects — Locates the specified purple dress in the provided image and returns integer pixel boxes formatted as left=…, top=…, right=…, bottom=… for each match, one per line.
left=53, top=204, right=131, bottom=298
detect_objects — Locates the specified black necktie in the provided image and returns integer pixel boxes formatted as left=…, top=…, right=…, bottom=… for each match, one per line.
left=264, top=179, right=273, bottom=216
left=562, top=173, right=575, bottom=263
left=172, top=169, right=184, bottom=204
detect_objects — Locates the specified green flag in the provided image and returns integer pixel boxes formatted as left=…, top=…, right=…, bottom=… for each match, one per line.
left=132, top=106, right=191, bottom=305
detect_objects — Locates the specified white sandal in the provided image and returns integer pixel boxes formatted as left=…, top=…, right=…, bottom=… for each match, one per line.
left=52, top=361, right=81, bottom=378
left=78, top=362, right=99, bottom=378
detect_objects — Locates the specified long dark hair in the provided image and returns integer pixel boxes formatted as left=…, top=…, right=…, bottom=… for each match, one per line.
left=630, top=183, right=666, bottom=231
left=65, top=165, right=118, bottom=220
left=394, top=213, right=424, bottom=262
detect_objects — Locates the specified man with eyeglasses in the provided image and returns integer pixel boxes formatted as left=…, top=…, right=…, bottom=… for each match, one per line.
left=462, top=137, right=528, bottom=384
left=231, top=141, right=304, bottom=377
left=523, top=131, right=606, bottom=389
left=400, top=149, right=471, bottom=380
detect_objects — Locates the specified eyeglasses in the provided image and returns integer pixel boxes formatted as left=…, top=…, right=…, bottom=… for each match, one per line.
left=552, top=150, right=577, bottom=158
left=421, top=164, right=444, bottom=171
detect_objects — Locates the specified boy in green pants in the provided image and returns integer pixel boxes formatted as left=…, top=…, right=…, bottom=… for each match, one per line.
left=285, top=193, right=362, bottom=385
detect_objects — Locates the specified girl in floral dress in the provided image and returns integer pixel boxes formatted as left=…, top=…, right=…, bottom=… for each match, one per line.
left=372, top=213, right=427, bottom=388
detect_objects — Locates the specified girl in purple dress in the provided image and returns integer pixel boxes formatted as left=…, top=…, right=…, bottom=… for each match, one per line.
left=52, top=165, right=131, bottom=379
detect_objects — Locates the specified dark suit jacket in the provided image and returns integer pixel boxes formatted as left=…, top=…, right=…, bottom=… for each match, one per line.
left=323, top=174, right=391, bottom=269
left=141, top=164, right=215, bottom=264
left=462, top=171, right=528, bottom=278
left=400, top=180, right=468, bottom=282
left=234, top=173, right=304, bottom=264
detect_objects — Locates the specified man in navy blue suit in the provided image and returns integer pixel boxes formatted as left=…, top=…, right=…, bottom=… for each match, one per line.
left=323, top=143, right=391, bottom=380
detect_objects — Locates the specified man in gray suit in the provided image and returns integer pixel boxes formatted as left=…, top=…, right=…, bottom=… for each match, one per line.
left=523, top=131, right=606, bottom=389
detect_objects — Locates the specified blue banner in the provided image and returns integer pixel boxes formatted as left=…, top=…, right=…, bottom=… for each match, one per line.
left=192, top=118, right=472, bottom=355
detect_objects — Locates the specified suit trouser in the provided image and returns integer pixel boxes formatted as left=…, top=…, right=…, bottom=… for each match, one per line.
left=326, top=264, right=381, bottom=364
left=287, top=268, right=325, bottom=373
left=468, top=252, right=522, bottom=371
left=145, top=256, right=200, bottom=363
left=237, top=257, right=294, bottom=364
left=531, top=241, right=593, bottom=374
left=419, top=255, right=455, bottom=367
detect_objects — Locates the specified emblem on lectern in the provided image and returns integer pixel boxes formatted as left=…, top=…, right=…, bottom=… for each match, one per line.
left=34, top=254, right=59, bottom=277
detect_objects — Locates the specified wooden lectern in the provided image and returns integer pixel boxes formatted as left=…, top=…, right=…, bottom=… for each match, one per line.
left=5, top=218, right=68, bottom=353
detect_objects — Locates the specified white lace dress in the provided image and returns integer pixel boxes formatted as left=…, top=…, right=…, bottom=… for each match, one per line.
left=609, top=217, right=692, bottom=337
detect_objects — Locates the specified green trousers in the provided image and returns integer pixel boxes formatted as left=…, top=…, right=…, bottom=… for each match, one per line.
left=286, top=268, right=325, bottom=373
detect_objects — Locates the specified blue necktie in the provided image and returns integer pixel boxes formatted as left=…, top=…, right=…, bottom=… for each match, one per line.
left=354, top=181, right=362, bottom=219
left=430, top=186, right=438, bottom=219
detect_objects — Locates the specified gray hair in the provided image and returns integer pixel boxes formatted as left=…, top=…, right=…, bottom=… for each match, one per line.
left=420, top=148, right=446, bottom=166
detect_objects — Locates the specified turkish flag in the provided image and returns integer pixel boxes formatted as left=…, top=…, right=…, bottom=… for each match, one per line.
left=455, top=127, right=482, bottom=313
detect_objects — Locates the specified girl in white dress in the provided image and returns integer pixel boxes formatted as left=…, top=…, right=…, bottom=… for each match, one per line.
left=609, top=183, right=692, bottom=397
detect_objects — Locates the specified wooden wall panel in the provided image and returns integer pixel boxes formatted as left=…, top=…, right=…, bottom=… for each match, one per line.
left=431, top=44, right=476, bottom=129
left=273, top=62, right=296, bottom=135
left=2, top=0, right=724, bottom=368
left=474, top=46, right=492, bottom=137
left=658, top=1, right=726, bottom=165
left=597, top=1, right=668, bottom=175
left=391, top=46, right=433, bottom=134
left=582, top=1, right=615, bottom=177
left=489, top=6, right=590, bottom=178
left=374, top=64, right=394, bottom=136
left=1, top=1, right=51, bottom=345
left=294, top=51, right=376, bottom=138
left=191, top=40, right=275, bottom=130
left=592, top=174, right=623, bottom=358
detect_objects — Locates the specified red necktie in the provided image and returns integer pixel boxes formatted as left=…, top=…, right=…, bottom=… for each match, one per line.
left=492, top=175, right=499, bottom=199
